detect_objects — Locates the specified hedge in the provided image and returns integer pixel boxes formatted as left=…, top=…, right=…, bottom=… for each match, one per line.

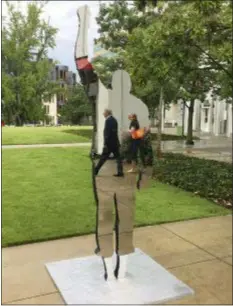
left=120, top=132, right=199, bottom=167
left=150, top=134, right=199, bottom=141
left=121, top=131, right=154, bottom=166
left=153, top=153, right=232, bottom=208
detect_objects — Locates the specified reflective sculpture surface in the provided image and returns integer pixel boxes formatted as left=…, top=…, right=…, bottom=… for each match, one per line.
left=45, top=5, right=194, bottom=304
left=74, top=4, right=150, bottom=281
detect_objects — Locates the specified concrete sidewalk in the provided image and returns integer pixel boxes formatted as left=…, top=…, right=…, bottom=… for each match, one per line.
left=3, top=136, right=231, bottom=163
left=2, top=215, right=232, bottom=305
left=2, top=142, right=231, bottom=163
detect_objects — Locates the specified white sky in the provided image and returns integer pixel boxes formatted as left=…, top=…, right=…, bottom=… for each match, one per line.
left=1, top=1, right=111, bottom=72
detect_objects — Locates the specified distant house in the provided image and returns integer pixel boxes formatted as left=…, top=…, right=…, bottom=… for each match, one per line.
left=164, top=91, right=232, bottom=138
left=43, top=64, right=77, bottom=125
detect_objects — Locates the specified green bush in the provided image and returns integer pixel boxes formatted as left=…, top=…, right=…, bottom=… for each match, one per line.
left=121, top=132, right=154, bottom=166
left=153, top=153, right=232, bottom=207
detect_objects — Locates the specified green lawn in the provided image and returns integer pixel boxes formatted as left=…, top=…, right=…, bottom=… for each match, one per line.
left=2, top=126, right=92, bottom=145
left=2, top=126, right=199, bottom=146
left=2, top=148, right=228, bottom=247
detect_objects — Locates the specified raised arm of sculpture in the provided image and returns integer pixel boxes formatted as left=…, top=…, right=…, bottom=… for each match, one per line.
left=74, top=3, right=102, bottom=261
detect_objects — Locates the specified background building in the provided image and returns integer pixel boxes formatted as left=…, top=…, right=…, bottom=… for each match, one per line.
left=164, top=92, right=232, bottom=138
left=43, top=64, right=77, bottom=125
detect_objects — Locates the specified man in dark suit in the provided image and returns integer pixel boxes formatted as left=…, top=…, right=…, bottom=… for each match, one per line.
left=95, top=109, right=124, bottom=177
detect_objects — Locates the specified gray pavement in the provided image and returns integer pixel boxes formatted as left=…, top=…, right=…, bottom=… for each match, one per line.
left=2, top=215, right=232, bottom=304
left=155, top=138, right=232, bottom=163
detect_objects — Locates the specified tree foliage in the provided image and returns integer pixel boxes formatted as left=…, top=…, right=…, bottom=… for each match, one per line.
left=133, top=0, right=161, bottom=12
left=60, top=84, right=91, bottom=125
left=95, top=0, right=232, bottom=143
left=95, top=0, right=168, bottom=117
left=94, top=1, right=140, bottom=85
left=126, top=0, right=232, bottom=142
left=92, top=55, right=125, bottom=88
left=2, top=1, right=59, bottom=125
left=125, top=21, right=181, bottom=120
left=96, top=1, right=142, bottom=52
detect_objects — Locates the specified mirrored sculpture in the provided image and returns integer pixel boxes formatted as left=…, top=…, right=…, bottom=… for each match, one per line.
left=74, top=4, right=151, bottom=281
left=45, top=5, right=194, bottom=304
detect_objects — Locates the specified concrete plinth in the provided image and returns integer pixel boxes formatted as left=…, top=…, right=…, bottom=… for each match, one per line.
left=46, top=248, right=194, bottom=304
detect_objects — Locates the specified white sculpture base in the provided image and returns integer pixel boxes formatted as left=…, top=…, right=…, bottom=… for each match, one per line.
left=45, top=248, right=194, bottom=304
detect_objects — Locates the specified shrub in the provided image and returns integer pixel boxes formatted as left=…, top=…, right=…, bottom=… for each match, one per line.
left=153, top=153, right=232, bottom=208
left=121, top=132, right=154, bottom=166
left=150, top=134, right=200, bottom=141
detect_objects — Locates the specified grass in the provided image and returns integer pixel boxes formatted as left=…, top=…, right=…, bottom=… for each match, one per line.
left=2, top=148, right=229, bottom=247
left=2, top=126, right=92, bottom=145
left=2, top=126, right=199, bottom=145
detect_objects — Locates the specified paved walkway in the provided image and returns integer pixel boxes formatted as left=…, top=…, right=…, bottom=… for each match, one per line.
left=156, top=136, right=232, bottom=163
left=2, top=215, right=232, bottom=305
left=2, top=135, right=232, bottom=163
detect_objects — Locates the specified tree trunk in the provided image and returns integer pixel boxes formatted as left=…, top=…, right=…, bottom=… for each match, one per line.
left=149, top=107, right=156, bottom=127
left=156, top=87, right=163, bottom=158
left=15, top=115, right=22, bottom=126
left=150, top=115, right=156, bottom=127
left=181, top=101, right=185, bottom=136
left=186, top=99, right=195, bottom=145
left=14, top=91, right=24, bottom=126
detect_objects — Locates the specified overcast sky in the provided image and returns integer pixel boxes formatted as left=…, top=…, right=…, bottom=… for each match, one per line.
left=2, top=1, right=111, bottom=73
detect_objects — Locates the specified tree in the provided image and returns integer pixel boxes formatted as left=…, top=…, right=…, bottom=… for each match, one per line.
left=95, top=0, right=173, bottom=119
left=60, top=83, right=91, bottom=125
left=96, top=0, right=232, bottom=146
left=127, top=1, right=231, bottom=144
left=95, top=0, right=162, bottom=74
left=96, top=1, right=141, bottom=52
left=91, top=55, right=125, bottom=88
left=125, top=14, right=183, bottom=157
left=156, top=0, right=232, bottom=143
left=133, top=0, right=159, bottom=12
left=196, top=0, right=232, bottom=99
left=125, top=22, right=181, bottom=121
left=2, top=1, right=59, bottom=125
left=94, top=1, right=140, bottom=87
left=95, top=0, right=180, bottom=157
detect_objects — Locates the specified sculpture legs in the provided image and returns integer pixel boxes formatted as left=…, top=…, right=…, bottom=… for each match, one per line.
left=96, top=165, right=136, bottom=281
left=117, top=254, right=128, bottom=279
left=104, top=256, right=115, bottom=281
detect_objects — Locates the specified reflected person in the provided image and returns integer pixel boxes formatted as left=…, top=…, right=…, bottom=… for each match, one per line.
left=95, top=109, right=124, bottom=177
left=127, top=113, right=146, bottom=173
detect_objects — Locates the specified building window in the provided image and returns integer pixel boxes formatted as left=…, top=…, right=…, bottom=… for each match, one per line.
left=60, top=70, right=63, bottom=79
left=56, top=67, right=59, bottom=80
left=72, top=73, right=76, bottom=84
left=57, top=94, right=64, bottom=102
left=204, top=108, right=208, bottom=123
left=45, top=105, right=50, bottom=114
